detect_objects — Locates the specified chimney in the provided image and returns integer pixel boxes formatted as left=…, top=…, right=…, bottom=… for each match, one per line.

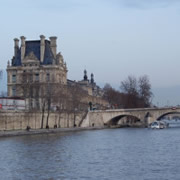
left=49, top=36, right=57, bottom=58
left=20, top=36, right=26, bottom=60
left=40, top=35, right=45, bottom=63
left=91, top=73, right=94, bottom=84
left=14, top=38, right=19, bottom=57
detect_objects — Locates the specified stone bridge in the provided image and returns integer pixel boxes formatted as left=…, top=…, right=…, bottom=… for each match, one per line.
left=81, top=107, right=180, bottom=127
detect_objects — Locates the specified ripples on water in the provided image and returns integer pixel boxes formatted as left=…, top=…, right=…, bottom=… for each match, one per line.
left=0, top=128, right=180, bottom=180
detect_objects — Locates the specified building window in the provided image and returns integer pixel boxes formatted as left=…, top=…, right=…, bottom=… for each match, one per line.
left=35, top=98, right=39, bottom=109
left=35, top=88, right=39, bottom=97
left=30, top=74, right=33, bottom=82
left=12, top=75, right=16, bottom=83
left=46, top=73, right=50, bottom=81
left=12, top=86, right=16, bottom=96
left=29, top=99, right=33, bottom=109
left=35, top=73, right=39, bottom=82
left=23, top=74, right=27, bottom=83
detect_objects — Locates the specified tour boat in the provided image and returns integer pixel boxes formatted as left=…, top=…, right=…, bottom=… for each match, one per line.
left=150, top=121, right=169, bottom=129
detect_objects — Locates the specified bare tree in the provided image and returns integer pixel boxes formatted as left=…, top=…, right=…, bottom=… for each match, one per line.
left=40, top=85, right=46, bottom=129
left=45, top=83, right=52, bottom=128
left=18, top=71, right=55, bottom=129
left=40, top=81, right=57, bottom=129
left=138, top=75, right=153, bottom=107
left=54, top=84, right=68, bottom=128
left=17, top=71, right=40, bottom=129
left=120, top=76, right=138, bottom=96
left=17, top=70, right=40, bottom=110
left=120, top=75, right=153, bottom=108
left=16, top=71, right=32, bottom=110
left=68, top=83, right=87, bottom=127
left=120, top=76, right=139, bottom=108
left=103, top=83, right=123, bottom=109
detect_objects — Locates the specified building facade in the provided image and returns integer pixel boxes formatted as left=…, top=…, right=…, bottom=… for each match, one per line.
left=77, top=70, right=103, bottom=97
left=68, top=70, right=108, bottom=109
left=7, top=35, right=108, bottom=110
left=7, top=35, right=67, bottom=108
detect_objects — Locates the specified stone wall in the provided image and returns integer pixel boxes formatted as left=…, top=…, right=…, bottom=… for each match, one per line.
left=81, top=111, right=105, bottom=127
left=0, top=110, right=86, bottom=131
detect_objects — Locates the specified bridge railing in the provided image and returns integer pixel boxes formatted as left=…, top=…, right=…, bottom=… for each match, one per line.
left=89, top=107, right=180, bottom=113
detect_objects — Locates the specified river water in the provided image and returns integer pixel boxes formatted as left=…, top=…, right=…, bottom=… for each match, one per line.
left=0, top=127, right=180, bottom=180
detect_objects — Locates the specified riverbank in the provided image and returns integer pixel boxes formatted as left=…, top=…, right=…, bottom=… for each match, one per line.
left=0, top=127, right=106, bottom=138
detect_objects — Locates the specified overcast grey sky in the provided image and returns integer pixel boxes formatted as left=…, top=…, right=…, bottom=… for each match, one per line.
left=0, top=0, right=180, bottom=105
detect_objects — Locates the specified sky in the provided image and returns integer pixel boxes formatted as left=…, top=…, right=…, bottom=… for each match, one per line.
left=0, top=0, right=180, bottom=106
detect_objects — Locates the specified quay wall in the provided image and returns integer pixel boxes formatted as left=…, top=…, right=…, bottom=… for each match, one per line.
left=0, top=110, right=86, bottom=131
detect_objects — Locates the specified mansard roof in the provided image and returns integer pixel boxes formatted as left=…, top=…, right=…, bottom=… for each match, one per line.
left=13, top=48, right=21, bottom=66
left=12, top=40, right=55, bottom=66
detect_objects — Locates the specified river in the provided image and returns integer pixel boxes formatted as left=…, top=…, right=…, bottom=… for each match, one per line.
left=0, top=126, right=180, bottom=180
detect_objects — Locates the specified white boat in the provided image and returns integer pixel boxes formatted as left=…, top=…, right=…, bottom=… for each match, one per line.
left=150, top=121, right=169, bottom=129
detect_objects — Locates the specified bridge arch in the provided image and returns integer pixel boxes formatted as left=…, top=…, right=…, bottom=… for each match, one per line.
left=157, top=111, right=180, bottom=120
left=107, top=114, right=141, bottom=126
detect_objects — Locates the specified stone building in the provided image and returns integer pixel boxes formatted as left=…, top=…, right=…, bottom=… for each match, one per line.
left=77, top=70, right=103, bottom=97
left=7, top=35, right=67, bottom=108
left=68, top=70, right=107, bottom=109
left=6, top=35, right=108, bottom=110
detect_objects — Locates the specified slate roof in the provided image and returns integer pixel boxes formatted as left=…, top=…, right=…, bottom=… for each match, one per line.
left=12, top=40, right=55, bottom=66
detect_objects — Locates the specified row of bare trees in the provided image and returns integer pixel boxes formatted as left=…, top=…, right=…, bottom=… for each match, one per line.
left=16, top=71, right=152, bottom=128
left=103, top=75, right=153, bottom=109
left=17, top=71, right=88, bottom=128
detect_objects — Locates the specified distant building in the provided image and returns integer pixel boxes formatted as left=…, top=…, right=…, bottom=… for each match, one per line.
left=68, top=70, right=107, bottom=109
left=77, top=70, right=103, bottom=97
